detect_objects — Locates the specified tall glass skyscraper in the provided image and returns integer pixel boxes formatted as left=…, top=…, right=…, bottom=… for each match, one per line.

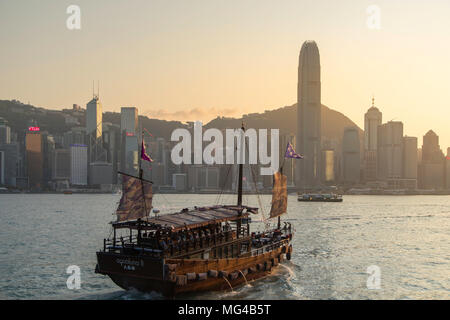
left=296, top=41, right=321, bottom=190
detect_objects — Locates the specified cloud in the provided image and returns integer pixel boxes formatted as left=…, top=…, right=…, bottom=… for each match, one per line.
left=146, top=107, right=241, bottom=123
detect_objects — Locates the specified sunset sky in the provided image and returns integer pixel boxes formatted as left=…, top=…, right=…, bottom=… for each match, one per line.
left=1, top=0, right=450, bottom=149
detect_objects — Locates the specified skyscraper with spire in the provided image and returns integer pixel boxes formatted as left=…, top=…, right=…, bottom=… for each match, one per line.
left=86, top=91, right=102, bottom=140
left=364, top=97, right=382, bottom=181
left=86, top=84, right=107, bottom=185
left=296, top=41, right=321, bottom=190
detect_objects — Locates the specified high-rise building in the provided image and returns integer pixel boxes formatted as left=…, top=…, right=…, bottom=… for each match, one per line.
left=123, top=134, right=139, bottom=175
left=53, top=149, right=70, bottom=180
left=151, top=137, right=169, bottom=185
left=63, top=127, right=87, bottom=148
left=86, top=95, right=104, bottom=165
left=43, top=134, right=55, bottom=188
left=25, top=130, right=43, bottom=190
left=0, top=144, right=19, bottom=186
left=364, top=98, right=382, bottom=181
left=419, top=162, right=444, bottom=190
left=342, top=127, right=360, bottom=184
left=120, top=107, right=139, bottom=176
left=402, top=136, right=418, bottom=179
left=0, top=117, right=11, bottom=144
left=173, top=173, right=187, bottom=192
left=377, top=121, right=403, bottom=180
left=296, top=40, right=321, bottom=190
left=188, top=165, right=220, bottom=191
left=70, top=144, right=88, bottom=186
left=418, top=130, right=444, bottom=189
left=445, top=148, right=450, bottom=189
left=0, top=150, right=4, bottom=185
left=322, top=149, right=335, bottom=183
left=89, top=162, right=113, bottom=185
left=422, top=130, right=443, bottom=162
left=121, top=107, right=138, bottom=135
left=402, top=136, right=418, bottom=189
left=86, top=96, right=102, bottom=139
left=102, top=122, right=121, bottom=184
left=364, top=98, right=382, bottom=151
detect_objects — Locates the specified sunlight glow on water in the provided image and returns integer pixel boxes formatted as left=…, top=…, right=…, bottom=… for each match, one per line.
left=0, top=194, right=449, bottom=300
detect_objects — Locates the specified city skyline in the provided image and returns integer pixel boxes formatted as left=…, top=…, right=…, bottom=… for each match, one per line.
left=1, top=1, right=450, bottom=149
left=1, top=84, right=450, bottom=194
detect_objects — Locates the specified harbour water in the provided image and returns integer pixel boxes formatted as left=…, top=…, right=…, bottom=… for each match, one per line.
left=0, top=194, right=449, bottom=300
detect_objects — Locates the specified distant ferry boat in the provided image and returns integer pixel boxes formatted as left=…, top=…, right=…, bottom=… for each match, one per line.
left=298, top=193, right=343, bottom=202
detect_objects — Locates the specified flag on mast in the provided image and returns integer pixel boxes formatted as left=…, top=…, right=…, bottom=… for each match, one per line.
left=285, top=142, right=303, bottom=159
left=141, top=138, right=153, bottom=162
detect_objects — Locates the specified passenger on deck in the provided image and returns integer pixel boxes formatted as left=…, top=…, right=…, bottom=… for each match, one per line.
left=159, top=239, right=168, bottom=251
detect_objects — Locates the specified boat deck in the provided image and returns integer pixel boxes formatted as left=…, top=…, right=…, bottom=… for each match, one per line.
left=102, top=222, right=292, bottom=260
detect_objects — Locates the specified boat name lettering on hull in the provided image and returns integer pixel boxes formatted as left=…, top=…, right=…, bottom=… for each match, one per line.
left=115, top=258, right=144, bottom=271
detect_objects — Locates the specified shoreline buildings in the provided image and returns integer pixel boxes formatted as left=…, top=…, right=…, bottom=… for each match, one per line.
left=1, top=42, right=450, bottom=193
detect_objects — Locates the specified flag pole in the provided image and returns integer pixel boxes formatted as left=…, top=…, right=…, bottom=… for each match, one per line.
left=280, top=143, right=286, bottom=173
left=140, top=131, right=148, bottom=218
left=139, top=131, right=143, bottom=179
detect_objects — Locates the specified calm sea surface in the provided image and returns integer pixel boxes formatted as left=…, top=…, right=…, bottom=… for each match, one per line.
left=0, top=193, right=449, bottom=300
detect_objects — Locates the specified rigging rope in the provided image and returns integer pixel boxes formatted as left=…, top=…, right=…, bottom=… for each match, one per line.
left=243, top=140, right=270, bottom=230
left=214, top=163, right=232, bottom=205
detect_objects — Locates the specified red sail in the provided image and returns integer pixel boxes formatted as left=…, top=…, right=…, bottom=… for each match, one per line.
left=116, top=174, right=153, bottom=222
left=269, top=171, right=287, bottom=218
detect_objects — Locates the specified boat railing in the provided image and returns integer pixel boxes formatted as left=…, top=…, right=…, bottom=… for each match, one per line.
left=250, top=238, right=290, bottom=257
left=103, top=223, right=250, bottom=258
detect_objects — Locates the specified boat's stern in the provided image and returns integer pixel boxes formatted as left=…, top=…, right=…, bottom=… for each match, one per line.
left=95, top=251, right=176, bottom=296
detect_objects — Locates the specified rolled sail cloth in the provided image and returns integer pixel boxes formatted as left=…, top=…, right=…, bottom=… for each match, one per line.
left=208, top=270, right=218, bottom=278
left=197, top=273, right=207, bottom=281
left=176, top=275, right=187, bottom=286
left=186, top=272, right=196, bottom=281
left=116, top=174, right=153, bottom=222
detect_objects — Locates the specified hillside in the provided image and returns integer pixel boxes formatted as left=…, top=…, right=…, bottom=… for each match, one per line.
left=207, top=104, right=363, bottom=149
left=0, top=100, right=362, bottom=150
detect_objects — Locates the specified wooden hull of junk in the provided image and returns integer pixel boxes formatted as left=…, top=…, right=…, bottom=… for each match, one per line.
left=96, top=240, right=293, bottom=297
left=98, top=155, right=292, bottom=298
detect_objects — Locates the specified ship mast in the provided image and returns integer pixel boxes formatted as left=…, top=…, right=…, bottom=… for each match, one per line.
left=275, top=143, right=286, bottom=230
left=139, top=131, right=147, bottom=217
left=237, top=122, right=244, bottom=206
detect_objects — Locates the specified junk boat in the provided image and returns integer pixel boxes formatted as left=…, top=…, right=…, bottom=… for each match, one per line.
left=297, top=193, right=343, bottom=202
left=95, top=126, right=294, bottom=297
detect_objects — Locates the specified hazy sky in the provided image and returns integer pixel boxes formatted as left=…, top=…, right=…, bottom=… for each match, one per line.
left=1, top=0, right=450, bottom=150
